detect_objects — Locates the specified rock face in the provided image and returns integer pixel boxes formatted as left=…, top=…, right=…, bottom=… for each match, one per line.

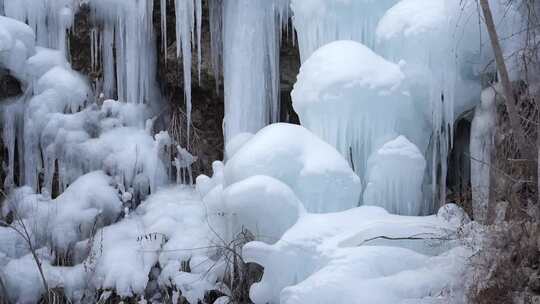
left=0, top=72, right=22, bottom=99
left=66, top=2, right=300, bottom=176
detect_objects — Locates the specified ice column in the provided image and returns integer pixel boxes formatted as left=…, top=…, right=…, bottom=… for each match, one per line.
left=174, top=0, right=202, bottom=147
left=470, top=87, right=497, bottom=223
left=222, top=0, right=283, bottom=143
left=89, top=0, right=158, bottom=105
left=363, top=136, right=426, bottom=215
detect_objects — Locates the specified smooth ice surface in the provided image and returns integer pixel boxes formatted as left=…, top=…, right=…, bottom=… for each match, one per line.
left=224, top=132, right=253, bottom=159
left=225, top=123, right=362, bottom=213
left=363, top=136, right=427, bottom=215
left=244, top=204, right=470, bottom=304
left=292, top=40, right=407, bottom=178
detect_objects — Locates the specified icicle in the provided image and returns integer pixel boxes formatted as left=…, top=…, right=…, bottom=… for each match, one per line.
left=175, top=0, right=193, bottom=147
left=290, top=0, right=398, bottom=62
left=1, top=98, right=25, bottom=190
left=90, top=0, right=158, bottom=104
left=208, top=0, right=222, bottom=93
left=161, top=0, right=168, bottom=62
left=222, top=0, right=282, bottom=143
left=102, top=24, right=115, bottom=98
left=174, top=0, right=202, bottom=148
left=195, top=0, right=202, bottom=83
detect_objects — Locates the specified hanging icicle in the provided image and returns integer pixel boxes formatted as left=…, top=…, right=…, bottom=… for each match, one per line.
left=222, top=0, right=286, bottom=143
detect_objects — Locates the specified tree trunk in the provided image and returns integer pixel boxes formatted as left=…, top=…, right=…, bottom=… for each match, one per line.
left=479, top=0, right=530, bottom=158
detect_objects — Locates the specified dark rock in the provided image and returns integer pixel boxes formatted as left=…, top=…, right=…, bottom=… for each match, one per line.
left=0, top=72, right=22, bottom=100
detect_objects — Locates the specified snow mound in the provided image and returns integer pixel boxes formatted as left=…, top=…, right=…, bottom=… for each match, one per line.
left=292, top=40, right=407, bottom=177
left=363, top=135, right=426, bottom=215
left=2, top=249, right=86, bottom=304
left=225, top=132, right=253, bottom=159
left=223, top=175, right=306, bottom=242
left=89, top=186, right=221, bottom=300
left=376, top=0, right=445, bottom=42
left=244, top=205, right=470, bottom=304
left=26, top=47, right=69, bottom=80
left=0, top=171, right=121, bottom=260
left=0, top=15, right=35, bottom=78
left=225, top=123, right=361, bottom=213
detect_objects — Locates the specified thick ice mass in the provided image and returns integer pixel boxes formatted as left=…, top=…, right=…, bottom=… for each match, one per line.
left=225, top=123, right=362, bottom=213
left=292, top=40, right=407, bottom=180
left=0, top=0, right=524, bottom=303
left=363, top=135, right=427, bottom=215
left=223, top=175, right=306, bottom=242
left=244, top=204, right=470, bottom=304
left=291, top=0, right=399, bottom=61
left=222, top=0, right=283, bottom=142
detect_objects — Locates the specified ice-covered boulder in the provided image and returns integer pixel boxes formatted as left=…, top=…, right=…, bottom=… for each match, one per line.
left=363, top=135, right=426, bottom=215
left=223, top=175, right=306, bottom=242
left=225, top=123, right=361, bottom=213
left=292, top=40, right=408, bottom=177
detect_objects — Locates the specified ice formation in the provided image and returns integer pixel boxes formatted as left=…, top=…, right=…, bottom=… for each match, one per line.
left=290, top=0, right=399, bottom=62
left=0, top=0, right=527, bottom=303
left=363, top=136, right=426, bottom=216
left=221, top=0, right=286, bottom=142
left=292, top=40, right=407, bottom=179
left=244, top=204, right=470, bottom=304
left=1, top=185, right=224, bottom=303
left=225, top=123, right=362, bottom=213
left=2, top=0, right=76, bottom=55
left=470, top=86, right=498, bottom=223
left=174, top=0, right=203, bottom=146
left=88, top=0, right=159, bottom=105
left=0, top=171, right=121, bottom=258
left=223, top=175, right=306, bottom=242
left=375, top=0, right=523, bottom=204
